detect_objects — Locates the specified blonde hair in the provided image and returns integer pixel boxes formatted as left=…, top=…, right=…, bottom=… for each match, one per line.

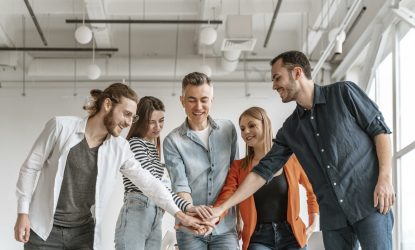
left=239, top=107, right=273, bottom=169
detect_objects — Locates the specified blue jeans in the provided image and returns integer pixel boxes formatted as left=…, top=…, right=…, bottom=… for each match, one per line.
left=248, top=221, right=306, bottom=250
left=176, top=228, right=239, bottom=250
left=114, top=192, right=164, bottom=250
left=25, top=221, right=94, bottom=250
left=322, top=211, right=394, bottom=250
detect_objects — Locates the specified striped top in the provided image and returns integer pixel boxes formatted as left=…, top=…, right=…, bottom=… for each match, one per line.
left=123, top=137, right=191, bottom=211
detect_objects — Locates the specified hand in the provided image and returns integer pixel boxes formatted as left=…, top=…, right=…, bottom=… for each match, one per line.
left=374, top=176, right=395, bottom=214
left=208, top=206, right=225, bottom=221
left=14, top=213, right=30, bottom=243
left=186, top=205, right=214, bottom=220
left=175, top=211, right=214, bottom=235
left=202, top=216, right=219, bottom=237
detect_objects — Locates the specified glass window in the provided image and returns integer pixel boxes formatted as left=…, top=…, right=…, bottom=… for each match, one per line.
left=400, top=149, right=415, bottom=249
left=375, top=53, right=393, bottom=130
left=399, top=28, right=415, bottom=149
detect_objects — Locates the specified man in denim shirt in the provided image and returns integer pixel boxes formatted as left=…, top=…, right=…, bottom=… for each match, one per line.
left=164, top=72, right=239, bottom=250
left=212, top=51, right=395, bottom=250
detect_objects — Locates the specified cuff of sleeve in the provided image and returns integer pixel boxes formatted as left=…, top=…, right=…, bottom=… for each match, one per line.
left=368, top=115, right=392, bottom=138
left=165, top=203, right=181, bottom=217
left=18, top=201, right=30, bottom=214
left=174, top=186, right=192, bottom=194
left=182, top=203, right=191, bottom=212
left=251, top=166, right=273, bottom=184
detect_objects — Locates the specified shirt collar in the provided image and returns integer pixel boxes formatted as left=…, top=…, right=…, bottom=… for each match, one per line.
left=296, top=84, right=326, bottom=117
left=77, top=116, right=112, bottom=141
left=75, top=116, right=89, bottom=134
left=179, top=115, right=219, bottom=136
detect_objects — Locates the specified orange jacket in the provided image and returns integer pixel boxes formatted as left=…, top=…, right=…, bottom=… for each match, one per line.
left=214, top=155, right=319, bottom=250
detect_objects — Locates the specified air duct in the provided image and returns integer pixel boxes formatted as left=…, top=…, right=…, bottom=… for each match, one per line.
left=220, top=15, right=256, bottom=72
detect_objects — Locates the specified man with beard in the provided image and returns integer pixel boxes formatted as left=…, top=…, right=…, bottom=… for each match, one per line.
left=14, top=83, right=210, bottom=249
left=210, top=51, right=395, bottom=250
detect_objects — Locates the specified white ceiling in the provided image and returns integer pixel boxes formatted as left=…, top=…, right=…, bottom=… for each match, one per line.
left=0, top=0, right=413, bottom=84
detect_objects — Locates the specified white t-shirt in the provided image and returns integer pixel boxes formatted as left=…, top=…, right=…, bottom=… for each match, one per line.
left=193, top=124, right=211, bottom=149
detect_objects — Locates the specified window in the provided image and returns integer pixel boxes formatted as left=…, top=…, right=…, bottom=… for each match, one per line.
left=375, top=53, right=393, bottom=130
left=399, top=28, right=415, bottom=150
left=400, top=150, right=415, bottom=249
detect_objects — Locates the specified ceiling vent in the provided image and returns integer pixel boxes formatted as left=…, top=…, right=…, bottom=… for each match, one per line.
left=221, top=15, right=256, bottom=51
left=221, top=38, right=256, bottom=51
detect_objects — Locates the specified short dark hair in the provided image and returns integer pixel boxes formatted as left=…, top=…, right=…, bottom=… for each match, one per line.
left=182, top=72, right=212, bottom=94
left=270, top=50, right=312, bottom=80
left=83, top=83, right=138, bottom=116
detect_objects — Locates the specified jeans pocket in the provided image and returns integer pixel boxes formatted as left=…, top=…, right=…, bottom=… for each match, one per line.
left=127, top=197, right=147, bottom=211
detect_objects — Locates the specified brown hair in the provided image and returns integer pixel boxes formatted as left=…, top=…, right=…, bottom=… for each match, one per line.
left=182, top=72, right=212, bottom=95
left=239, top=107, right=273, bottom=169
left=126, top=96, right=165, bottom=155
left=270, top=50, right=312, bottom=80
left=83, top=83, right=138, bottom=116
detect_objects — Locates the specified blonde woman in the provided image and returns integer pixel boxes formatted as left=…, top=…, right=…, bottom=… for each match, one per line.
left=214, top=107, right=319, bottom=250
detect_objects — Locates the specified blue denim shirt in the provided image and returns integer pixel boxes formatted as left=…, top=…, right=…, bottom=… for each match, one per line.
left=252, top=82, right=391, bottom=231
left=163, top=116, right=239, bottom=235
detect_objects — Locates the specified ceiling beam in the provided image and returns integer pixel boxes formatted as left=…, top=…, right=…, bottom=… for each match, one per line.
left=359, top=24, right=385, bottom=91
left=312, top=0, right=362, bottom=80
left=263, top=0, right=283, bottom=48
left=66, top=19, right=223, bottom=24
left=0, top=47, right=118, bottom=52
left=331, top=2, right=396, bottom=81
left=302, top=0, right=342, bottom=55
left=392, top=6, right=415, bottom=28
left=23, top=0, right=48, bottom=46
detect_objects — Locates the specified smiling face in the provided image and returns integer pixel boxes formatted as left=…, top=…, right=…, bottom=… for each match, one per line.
left=239, top=114, right=264, bottom=149
left=271, top=59, right=300, bottom=103
left=103, top=97, right=137, bottom=137
left=143, top=110, right=165, bottom=140
left=180, top=82, right=213, bottom=130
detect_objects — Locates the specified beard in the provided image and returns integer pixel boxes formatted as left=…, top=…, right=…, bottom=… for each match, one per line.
left=103, top=108, right=119, bottom=136
left=281, top=77, right=297, bottom=103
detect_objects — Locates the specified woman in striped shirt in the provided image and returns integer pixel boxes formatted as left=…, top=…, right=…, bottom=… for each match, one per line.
left=115, top=96, right=212, bottom=250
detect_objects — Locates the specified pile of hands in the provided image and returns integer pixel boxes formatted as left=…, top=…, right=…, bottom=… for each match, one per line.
left=175, top=205, right=224, bottom=236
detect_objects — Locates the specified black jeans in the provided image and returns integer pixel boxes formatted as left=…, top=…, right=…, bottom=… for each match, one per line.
left=25, top=221, right=94, bottom=250
left=248, top=221, right=306, bottom=250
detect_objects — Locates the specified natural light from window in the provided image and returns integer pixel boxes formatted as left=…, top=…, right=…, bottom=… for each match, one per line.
left=399, top=27, right=415, bottom=250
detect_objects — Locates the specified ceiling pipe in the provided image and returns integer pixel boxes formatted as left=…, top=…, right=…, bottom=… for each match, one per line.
left=66, top=19, right=222, bottom=24
left=23, top=0, right=48, bottom=46
left=0, top=47, right=118, bottom=52
left=263, top=0, right=283, bottom=48
left=346, top=6, right=367, bottom=38
left=311, top=0, right=362, bottom=80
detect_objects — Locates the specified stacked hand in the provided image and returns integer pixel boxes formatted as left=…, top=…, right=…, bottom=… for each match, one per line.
left=176, top=205, right=225, bottom=236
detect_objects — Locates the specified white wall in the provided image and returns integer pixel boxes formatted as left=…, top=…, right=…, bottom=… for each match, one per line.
left=0, top=81, right=299, bottom=249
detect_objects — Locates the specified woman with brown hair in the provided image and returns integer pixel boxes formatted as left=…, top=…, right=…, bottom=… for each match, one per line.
left=115, top=96, right=212, bottom=250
